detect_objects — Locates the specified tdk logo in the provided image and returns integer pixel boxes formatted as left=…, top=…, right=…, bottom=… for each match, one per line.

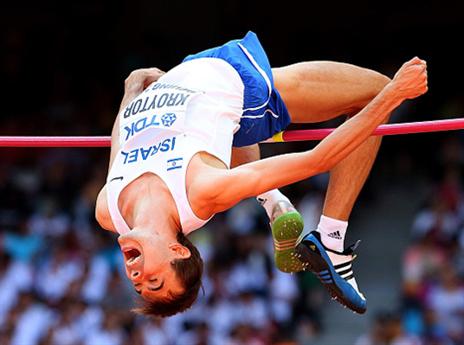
left=161, top=113, right=177, bottom=127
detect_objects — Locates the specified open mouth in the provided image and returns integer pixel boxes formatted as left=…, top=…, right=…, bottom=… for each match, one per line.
left=123, top=248, right=142, bottom=265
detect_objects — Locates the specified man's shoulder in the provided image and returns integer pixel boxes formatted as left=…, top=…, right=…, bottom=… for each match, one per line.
left=95, top=185, right=116, bottom=233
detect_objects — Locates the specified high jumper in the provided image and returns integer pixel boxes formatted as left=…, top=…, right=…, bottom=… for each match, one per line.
left=94, top=32, right=428, bottom=316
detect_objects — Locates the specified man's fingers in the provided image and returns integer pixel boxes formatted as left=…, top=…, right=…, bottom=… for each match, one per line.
left=144, top=67, right=166, bottom=77
left=147, top=67, right=165, bottom=74
left=394, top=57, right=426, bottom=81
left=144, top=67, right=165, bottom=79
left=124, top=67, right=166, bottom=92
left=409, top=56, right=422, bottom=64
left=407, top=56, right=426, bottom=65
left=126, top=67, right=165, bottom=82
left=142, top=68, right=165, bottom=87
left=401, top=57, right=426, bottom=72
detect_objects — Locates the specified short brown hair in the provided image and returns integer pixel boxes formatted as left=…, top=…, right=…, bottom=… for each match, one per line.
left=133, top=232, right=203, bottom=317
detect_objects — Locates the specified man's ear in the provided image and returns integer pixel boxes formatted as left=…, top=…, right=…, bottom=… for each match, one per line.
left=168, top=243, right=191, bottom=259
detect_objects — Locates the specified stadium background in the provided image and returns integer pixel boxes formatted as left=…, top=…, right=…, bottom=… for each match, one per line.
left=1, top=1, right=464, bottom=344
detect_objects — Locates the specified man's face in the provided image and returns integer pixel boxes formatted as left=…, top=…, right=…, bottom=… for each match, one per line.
left=118, top=229, right=185, bottom=301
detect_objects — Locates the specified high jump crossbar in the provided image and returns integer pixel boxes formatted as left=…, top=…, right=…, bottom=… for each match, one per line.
left=0, top=118, right=463, bottom=147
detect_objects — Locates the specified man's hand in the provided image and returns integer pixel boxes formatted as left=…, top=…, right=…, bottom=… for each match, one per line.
left=120, top=67, right=165, bottom=111
left=390, top=57, right=428, bottom=100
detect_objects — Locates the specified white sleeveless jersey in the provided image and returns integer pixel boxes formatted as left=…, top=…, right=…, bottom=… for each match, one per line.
left=106, top=58, right=244, bottom=235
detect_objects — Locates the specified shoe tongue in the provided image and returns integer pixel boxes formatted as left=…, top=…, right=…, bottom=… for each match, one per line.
left=343, top=240, right=361, bottom=255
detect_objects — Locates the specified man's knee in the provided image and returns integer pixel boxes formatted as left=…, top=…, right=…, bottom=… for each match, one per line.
left=348, top=69, right=391, bottom=114
left=366, top=71, right=391, bottom=97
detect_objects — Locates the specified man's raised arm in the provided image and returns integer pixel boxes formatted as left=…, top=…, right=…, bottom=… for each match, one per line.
left=205, top=57, right=428, bottom=213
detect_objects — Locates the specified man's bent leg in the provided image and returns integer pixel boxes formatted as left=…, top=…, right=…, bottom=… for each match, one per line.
left=323, top=120, right=385, bottom=222
left=231, top=145, right=305, bottom=272
left=298, top=112, right=390, bottom=314
left=274, top=61, right=390, bottom=248
left=274, top=61, right=391, bottom=312
left=320, top=115, right=388, bottom=246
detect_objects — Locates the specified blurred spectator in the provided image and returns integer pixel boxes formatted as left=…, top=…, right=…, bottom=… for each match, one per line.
left=425, top=267, right=464, bottom=343
left=35, top=245, right=84, bottom=303
left=411, top=195, right=461, bottom=246
left=46, top=300, right=84, bottom=345
left=402, top=233, right=447, bottom=305
left=1, top=221, right=43, bottom=262
left=28, top=197, right=71, bottom=238
left=229, top=324, right=267, bottom=345
left=135, top=318, right=170, bottom=345
left=84, top=311, right=126, bottom=345
left=10, top=292, right=57, bottom=345
left=295, top=317, right=320, bottom=345
left=355, top=311, right=422, bottom=345
left=269, top=268, right=299, bottom=324
left=81, top=253, right=112, bottom=304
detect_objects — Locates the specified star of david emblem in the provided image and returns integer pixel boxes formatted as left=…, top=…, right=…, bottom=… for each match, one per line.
left=161, top=113, right=177, bottom=127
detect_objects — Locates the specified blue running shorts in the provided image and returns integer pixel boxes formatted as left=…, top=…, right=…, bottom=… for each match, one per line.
left=183, top=31, right=291, bottom=147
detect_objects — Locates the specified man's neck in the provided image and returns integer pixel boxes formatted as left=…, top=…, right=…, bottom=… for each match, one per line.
left=120, top=173, right=181, bottom=237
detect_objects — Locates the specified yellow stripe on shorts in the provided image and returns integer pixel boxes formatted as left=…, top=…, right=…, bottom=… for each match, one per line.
left=272, top=131, right=284, bottom=142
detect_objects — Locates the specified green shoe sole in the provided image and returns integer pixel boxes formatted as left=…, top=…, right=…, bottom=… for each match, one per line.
left=272, top=211, right=305, bottom=273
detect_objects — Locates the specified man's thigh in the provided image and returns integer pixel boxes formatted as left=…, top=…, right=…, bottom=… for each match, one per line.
left=272, top=61, right=390, bottom=123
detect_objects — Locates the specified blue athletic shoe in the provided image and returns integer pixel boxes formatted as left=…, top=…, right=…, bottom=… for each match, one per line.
left=295, top=231, right=367, bottom=314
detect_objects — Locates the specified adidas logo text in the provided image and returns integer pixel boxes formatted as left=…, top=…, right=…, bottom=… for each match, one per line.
left=327, top=231, right=342, bottom=240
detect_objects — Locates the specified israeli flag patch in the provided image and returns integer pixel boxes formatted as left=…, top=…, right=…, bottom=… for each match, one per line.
left=167, top=157, right=183, bottom=171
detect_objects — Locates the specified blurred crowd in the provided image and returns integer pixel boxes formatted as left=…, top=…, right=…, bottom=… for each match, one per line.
left=400, top=141, right=464, bottom=345
left=354, top=135, right=464, bottom=345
